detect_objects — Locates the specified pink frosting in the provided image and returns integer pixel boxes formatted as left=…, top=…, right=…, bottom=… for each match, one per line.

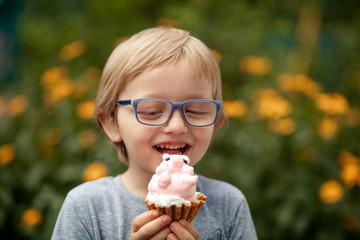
left=148, top=154, right=198, bottom=199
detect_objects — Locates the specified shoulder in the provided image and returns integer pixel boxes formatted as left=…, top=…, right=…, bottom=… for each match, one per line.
left=66, top=176, right=121, bottom=204
left=196, top=175, right=251, bottom=215
left=197, top=174, right=246, bottom=202
left=53, top=176, right=137, bottom=239
left=194, top=175, right=257, bottom=239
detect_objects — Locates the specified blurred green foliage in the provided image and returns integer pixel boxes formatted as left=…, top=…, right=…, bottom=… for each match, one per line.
left=1, top=0, right=360, bottom=239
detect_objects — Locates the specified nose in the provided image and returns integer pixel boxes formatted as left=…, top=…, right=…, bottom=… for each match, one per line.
left=163, top=109, right=188, bottom=134
left=172, top=159, right=184, bottom=167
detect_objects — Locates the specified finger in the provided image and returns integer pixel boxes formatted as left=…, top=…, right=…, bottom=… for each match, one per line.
left=169, top=220, right=199, bottom=240
left=167, top=233, right=179, bottom=240
left=132, top=211, right=160, bottom=232
left=133, top=214, right=172, bottom=239
left=178, top=220, right=199, bottom=239
left=149, top=227, right=172, bottom=240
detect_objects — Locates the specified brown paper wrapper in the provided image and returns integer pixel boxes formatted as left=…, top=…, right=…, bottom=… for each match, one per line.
left=144, top=193, right=207, bottom=222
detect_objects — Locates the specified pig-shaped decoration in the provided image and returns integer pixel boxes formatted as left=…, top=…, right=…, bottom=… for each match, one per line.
left=148, top=154, right=198, bottom=199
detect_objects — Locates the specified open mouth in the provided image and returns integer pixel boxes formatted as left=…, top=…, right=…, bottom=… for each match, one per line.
left=154, top=143, right=189, bottom=155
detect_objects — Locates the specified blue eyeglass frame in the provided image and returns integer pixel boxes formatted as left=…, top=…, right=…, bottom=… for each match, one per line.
left=114, top=98, right=221, bottom=127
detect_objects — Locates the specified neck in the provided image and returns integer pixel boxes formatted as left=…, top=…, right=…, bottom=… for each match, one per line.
left=121, top=167, right=153, bottom=198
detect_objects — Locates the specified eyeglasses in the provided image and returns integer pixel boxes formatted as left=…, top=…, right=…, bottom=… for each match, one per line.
left=115, top=98, right=221, bottom=127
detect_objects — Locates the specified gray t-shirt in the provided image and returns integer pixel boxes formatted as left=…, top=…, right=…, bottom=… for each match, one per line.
left=52, top=175, right=257, bottom=240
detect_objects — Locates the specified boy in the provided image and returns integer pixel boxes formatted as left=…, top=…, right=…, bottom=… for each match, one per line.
left=52, top=26, right=257, bottom=239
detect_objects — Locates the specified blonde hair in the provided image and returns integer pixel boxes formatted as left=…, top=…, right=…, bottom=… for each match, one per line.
left=95, top=26, right=225, bottom=163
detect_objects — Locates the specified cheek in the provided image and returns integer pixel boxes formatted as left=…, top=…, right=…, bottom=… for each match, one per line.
left=118, top=123, right=144, bottom=144
left=200, top=131, right=213, bottom=148
left=191, top=127, right=214, bottom=163
left=115, top=109, right=138, bottom=137
left=117, top=120, right=157, bottom=150
left=197, top=127, right=214, bottom=145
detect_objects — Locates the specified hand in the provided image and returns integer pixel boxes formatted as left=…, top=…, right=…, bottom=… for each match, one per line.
left=167, top=220, right=199, bottom=240
left=131, top=210, right=172, bottom=240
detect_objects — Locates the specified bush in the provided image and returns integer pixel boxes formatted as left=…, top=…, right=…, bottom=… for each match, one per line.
left=1, top=0, right=360, bottom=239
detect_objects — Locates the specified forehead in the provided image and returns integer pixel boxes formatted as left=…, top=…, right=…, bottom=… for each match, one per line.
left=119, top=60, right=213, bottom=100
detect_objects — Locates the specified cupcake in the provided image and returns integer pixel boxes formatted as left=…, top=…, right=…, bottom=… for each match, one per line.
left=144, top=153, right=207, bottom=222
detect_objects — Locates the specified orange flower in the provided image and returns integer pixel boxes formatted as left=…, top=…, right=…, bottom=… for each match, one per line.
left=77, top=100, right=95, bottom=119
left=223, top=100, right=247, bottom=118
left=277, top=74, right=321, bottom=97
left=82, top=162, right=108, bottom=182
left=340, top=164, right=360, bottom=188
left=41, top=66, right=69, bottom=88
left=269, top=118, right=296, bottom=135
left=338, top=151, right=360, bottom=188
left=254, top=89, right=292, bottom=119
left=156, top=17, right=182, bottom=28
left=319, top=180, right=343, bottom=203
left=78, top=130, right=97, bottom=148
left=21, top=208, right=43, bottom=229
left=316, top=117, right=338, bottom=139
left=7, top=95, right=28, bottom=117
left=210, top=49, right=222, bottom=64
left=59, top=40, right=86, bottom=61
left=238, top=56, right=272, bottom=75
left=44, top=79, right=74, bottom=105
left=338, top=150, right=359, bottom=166
left=0, top=144, right=15, bottom=166
left=314, top=93, right=349, bottom=115
left=41, top=67, right=74, bottom=105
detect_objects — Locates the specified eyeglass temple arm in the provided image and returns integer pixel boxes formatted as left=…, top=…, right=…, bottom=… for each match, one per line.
left=115, top=100, right=131, bottom=106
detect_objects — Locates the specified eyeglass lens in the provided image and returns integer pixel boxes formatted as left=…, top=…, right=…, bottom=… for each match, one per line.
left=136, top=99, right=217, bottom=126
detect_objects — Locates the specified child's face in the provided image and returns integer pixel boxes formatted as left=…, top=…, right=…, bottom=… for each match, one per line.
left=113, top=60, right=215, bottom=178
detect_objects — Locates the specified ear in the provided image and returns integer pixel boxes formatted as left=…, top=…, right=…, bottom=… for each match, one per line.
left=214, top=110, right=227, bottom=131
left=97, top=110, right=122, bottom=143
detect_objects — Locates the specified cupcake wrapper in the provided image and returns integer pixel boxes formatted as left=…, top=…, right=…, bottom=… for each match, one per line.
left=144, top=193, right=207, bottom=222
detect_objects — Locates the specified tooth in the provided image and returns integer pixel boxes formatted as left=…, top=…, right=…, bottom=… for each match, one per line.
left=155, top=144, right=187, bottom=150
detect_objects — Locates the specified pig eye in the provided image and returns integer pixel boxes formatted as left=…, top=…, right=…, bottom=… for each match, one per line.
left=183, top=159, right=188, bottom=164
left=165, top=157, right=170, bottom=161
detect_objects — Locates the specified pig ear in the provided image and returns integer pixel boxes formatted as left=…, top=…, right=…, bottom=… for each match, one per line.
left=162, top=153, right=170, bottom=161
left=182, top=155, right=190, bottom=164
